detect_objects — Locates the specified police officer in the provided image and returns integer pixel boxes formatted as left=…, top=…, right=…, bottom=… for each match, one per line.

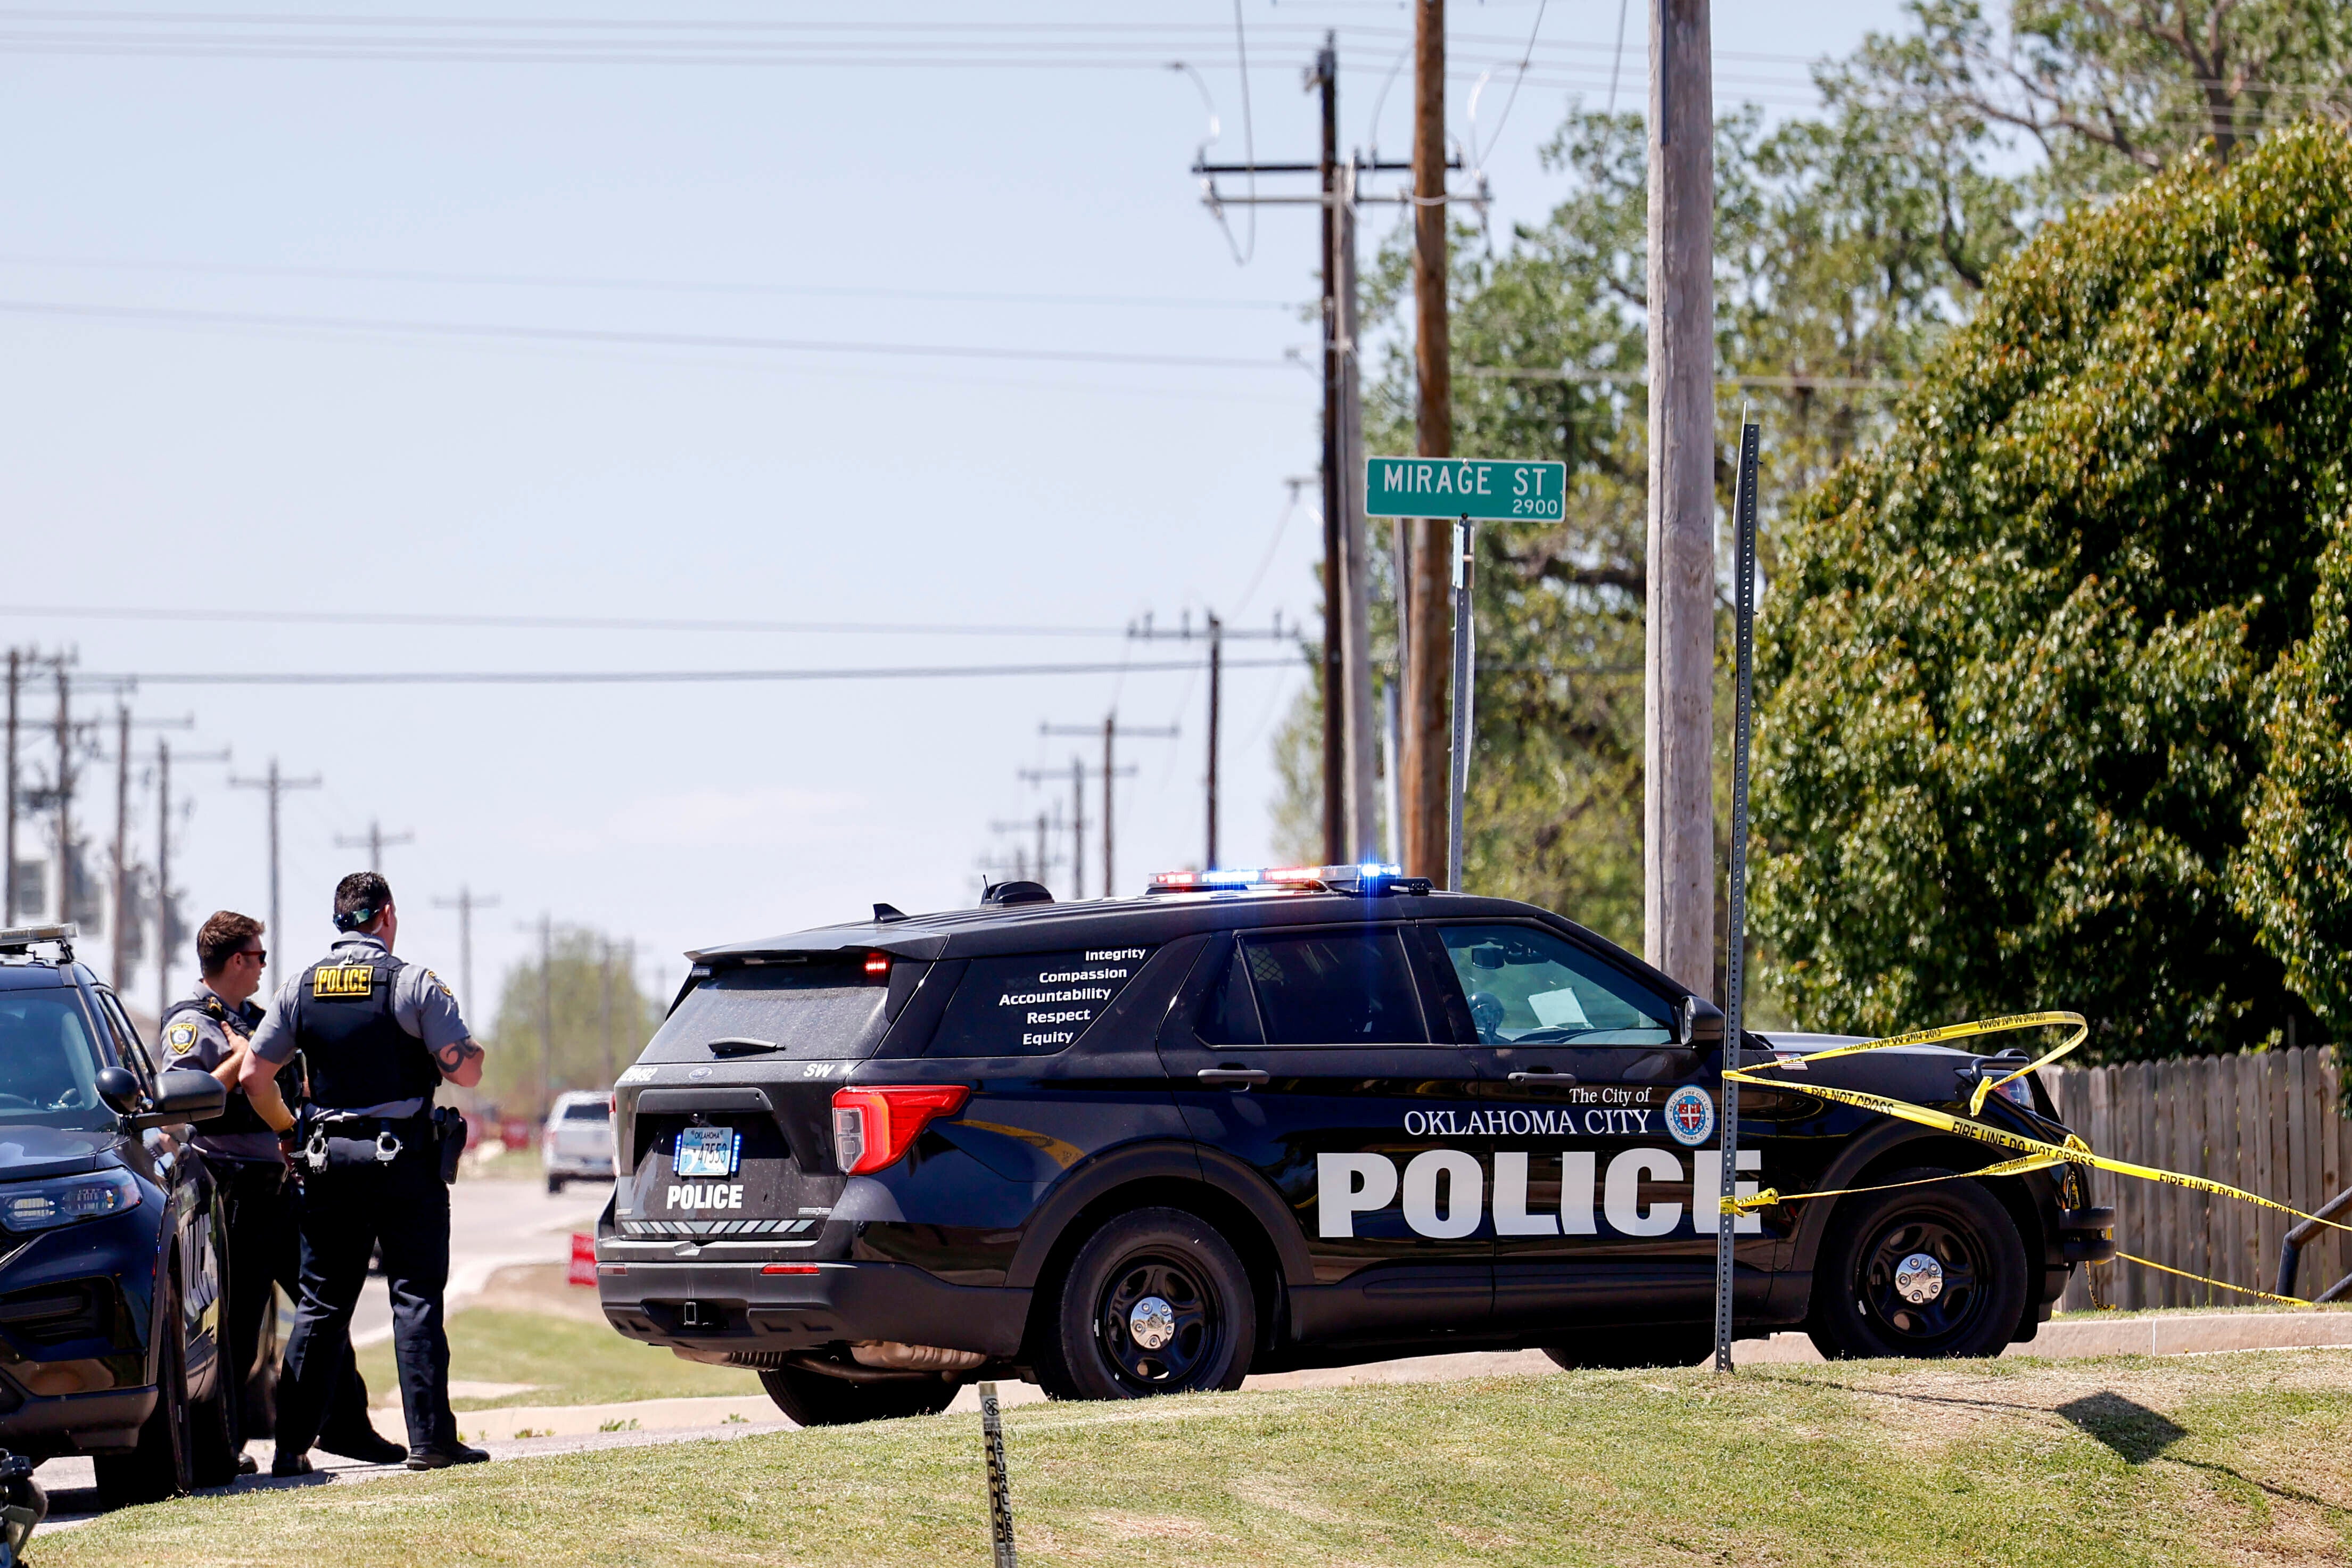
left=163, top=911, right=405, bottom=1471
left=240, top=872, right=491, bottom=1475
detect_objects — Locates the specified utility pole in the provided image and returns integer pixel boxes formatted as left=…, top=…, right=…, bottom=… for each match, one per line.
left=1037, top=717, right=1177, bottom=897
left=111, top=707, right=129, bottom=986
left=537, top=913, right=552, bottom=1117
left=52, top=663, right=70, bottom=924
left=4, top=649, right=18, bottom=923
left=152, top=737, right=228, bottom=1019
left=1127, top=610, right=1291, bottom=869
left=229, top=758, right=323, bottom=995
left=1646, top=0, right=1718, bottom=988
left=599, top=938, right=614, bottom=1089
left=1028, top=727, right=1165, bottom=896
left=433, top=887, right=500, bottom=1018
left=1316, top=34, right=1346, bottom=865
left=1334, top=156, right=1379, bottom=863
left=1402, top=0, right=1455, bottom=885
left=335, top=819, right=414, bottom=875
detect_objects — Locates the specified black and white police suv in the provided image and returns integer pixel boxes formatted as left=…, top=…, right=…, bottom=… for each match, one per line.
left=596, top=867, right=2117, bottom=1424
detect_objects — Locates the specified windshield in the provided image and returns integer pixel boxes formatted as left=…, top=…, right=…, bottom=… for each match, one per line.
left=0, top=991, right=113, bottom=1129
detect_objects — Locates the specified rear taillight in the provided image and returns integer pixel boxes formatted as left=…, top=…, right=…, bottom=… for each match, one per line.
left=830, top=1085, right=969, bottom=1175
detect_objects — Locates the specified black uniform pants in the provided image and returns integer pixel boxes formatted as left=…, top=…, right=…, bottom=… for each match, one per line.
left=276, top=1143, right=453, bottom=1456
left=211, top=1159, right=380, bottom=1449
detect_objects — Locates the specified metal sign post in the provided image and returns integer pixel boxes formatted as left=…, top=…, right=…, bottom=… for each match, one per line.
left=978, top=1381, right=1019, bottom=1568
left=1713, top=420, right=1762, bottom=1374
left=1447, top=517, right=1476, bottom=890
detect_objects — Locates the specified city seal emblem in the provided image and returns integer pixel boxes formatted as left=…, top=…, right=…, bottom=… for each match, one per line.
left=1664, top=1084, right=1715, bottom=1147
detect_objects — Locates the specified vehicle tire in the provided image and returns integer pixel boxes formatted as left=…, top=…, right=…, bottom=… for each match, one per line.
left=547, top=1175, right=565, bottom=1195
left=756, top=1365, right=958, bottom=1426
left=187, top=1364, right=241, bottom=1488
left=1806, top=1167, right=2029, bottom=1361
left=1542, top=1327, right=1714, bottom=1370
left=95, top=1277, right=193, bottom=1509
left=1033, top=1207, right=1256, bottom=1401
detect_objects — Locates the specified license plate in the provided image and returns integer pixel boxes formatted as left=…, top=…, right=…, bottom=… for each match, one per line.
left=673, top=1126, right=740, bottom=1178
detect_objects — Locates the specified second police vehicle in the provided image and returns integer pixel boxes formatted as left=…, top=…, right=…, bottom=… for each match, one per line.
left=597, top=868, right=2117, bottom=1423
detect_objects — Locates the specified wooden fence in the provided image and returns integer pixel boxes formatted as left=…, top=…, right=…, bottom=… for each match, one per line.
left=2043, top=1046, right=2349, bottom=1311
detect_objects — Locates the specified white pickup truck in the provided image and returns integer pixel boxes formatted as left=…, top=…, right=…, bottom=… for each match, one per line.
left=541, top=1090, right=615, bottom=1194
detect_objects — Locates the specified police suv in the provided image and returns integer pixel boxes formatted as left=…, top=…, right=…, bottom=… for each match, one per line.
left=596, top=869, right=2116, bottom=1424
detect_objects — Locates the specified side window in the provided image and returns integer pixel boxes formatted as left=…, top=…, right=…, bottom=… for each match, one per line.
left=1435, top=924, right=1672, bottom=1046
left=1225, top=929, right=1429, bottom=1046
left=926, top=946, right=1156, bottom=1057
left=96, top=991, right=158, bottom=1085
left=1196, top=941, right=1264, bottom=1045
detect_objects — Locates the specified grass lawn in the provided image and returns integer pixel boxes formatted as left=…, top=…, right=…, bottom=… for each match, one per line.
left=353, top=1308, right=760, bottom=1410
left=49, top=1350, right=2352, bottom=1567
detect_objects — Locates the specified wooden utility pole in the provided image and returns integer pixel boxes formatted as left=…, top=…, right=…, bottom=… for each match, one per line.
left=154, top=740, right=169, bottom=1018
left=336, top=819, right=414, bottom=874
left=1402, top=0, right=1455, bottom=884
left=1039, top=720, right=1173, bottom=896
left=111, top=706, right=129, bottom=985
left=1316, top=35, right=1346, bottom=865
left=4, top=649, right=18, bottom=923
left=434, top=886, right=500, bottom=1017
left=52, top=664, right=70, bottom=924
left=1335, top=155, right=1378, bottom=863
left=1645, top=0, right=1718, bottom=988
left=536, top=913, right=553, bottom=1116
left=228, top=758, right=322, bottom=994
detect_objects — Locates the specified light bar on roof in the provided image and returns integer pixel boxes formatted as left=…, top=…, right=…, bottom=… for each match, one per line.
left=1145, top=864, right=1407, bottom=894
left=0, top=923, right=78, bottom=950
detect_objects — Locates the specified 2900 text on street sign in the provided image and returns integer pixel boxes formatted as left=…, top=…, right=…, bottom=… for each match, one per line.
left=1364, top=456, right=1569, bottom=521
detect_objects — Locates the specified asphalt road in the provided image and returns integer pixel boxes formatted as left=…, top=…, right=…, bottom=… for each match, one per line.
left=351, top=1173, right=613, bottom=1346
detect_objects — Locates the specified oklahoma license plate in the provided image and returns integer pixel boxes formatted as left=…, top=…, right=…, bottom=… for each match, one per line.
left=673, top=1126, right=741, bottom=1178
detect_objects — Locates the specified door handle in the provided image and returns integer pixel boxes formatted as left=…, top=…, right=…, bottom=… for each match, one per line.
left=1507, top=1069, right=1578, bottom=1086
left=1195, top=1068, right=1271, bottom=1088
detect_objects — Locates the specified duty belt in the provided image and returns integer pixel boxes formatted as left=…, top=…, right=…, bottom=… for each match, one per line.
left=298, top=1110, right=432, bottom=1173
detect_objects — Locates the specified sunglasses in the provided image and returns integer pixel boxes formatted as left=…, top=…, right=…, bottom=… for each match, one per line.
left=236, top=947, right=268, bottom=965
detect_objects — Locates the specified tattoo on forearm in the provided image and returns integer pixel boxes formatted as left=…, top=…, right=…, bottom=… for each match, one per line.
left=436, top=1039, right=484, bottom=1075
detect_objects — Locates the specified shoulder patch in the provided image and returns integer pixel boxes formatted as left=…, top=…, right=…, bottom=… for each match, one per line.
left=424, top=969, right=454, bottom=1000
left=166, top=1021, right=200, bottom=1052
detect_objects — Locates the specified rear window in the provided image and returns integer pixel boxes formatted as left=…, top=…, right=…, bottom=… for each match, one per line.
left=560, top=1100, right=610, bottom=1123
left=641, top=960, right=892, bottom=1062
left=926, top=946, right=1155, bottom=1057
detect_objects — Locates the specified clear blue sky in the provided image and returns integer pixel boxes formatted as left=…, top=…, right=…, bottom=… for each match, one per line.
left=0, top=0, right=1909, bottom=1037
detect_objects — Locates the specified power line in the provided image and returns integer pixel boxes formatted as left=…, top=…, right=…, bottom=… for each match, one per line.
left=1, top=604, right=1135, bottom=638
left=70, top=657, right=1307, bottom=688
left=0, top=251, right=1300, bottom=313
left=0, top=296, right=1295, bottom=374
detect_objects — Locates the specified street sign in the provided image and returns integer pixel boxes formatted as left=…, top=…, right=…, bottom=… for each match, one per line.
left=1364, top=456, right=1569, bottom=522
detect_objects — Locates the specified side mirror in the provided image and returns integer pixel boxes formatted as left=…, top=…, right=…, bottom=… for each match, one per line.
left=145, top=1068, right=228, bottom=1126
left=1676, top=995, right=1698, bottom=1046
left=95, top=1066, right=143, bottom=1116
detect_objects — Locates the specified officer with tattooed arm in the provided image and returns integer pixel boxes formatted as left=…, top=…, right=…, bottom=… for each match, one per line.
left=240, top=872, right=490, bottom=1475
left=162, top=911, right=404, bottom=1470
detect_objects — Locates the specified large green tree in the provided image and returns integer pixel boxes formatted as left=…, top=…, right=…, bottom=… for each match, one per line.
left=484, top=926, right=665, bottom=1119
left=1754, top=121, right=2352, bottom=1058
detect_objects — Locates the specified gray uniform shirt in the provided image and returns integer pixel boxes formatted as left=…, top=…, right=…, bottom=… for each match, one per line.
left=162, top=983, right=279, bottom=1164
left=250, top=934, right=474, bottom=1117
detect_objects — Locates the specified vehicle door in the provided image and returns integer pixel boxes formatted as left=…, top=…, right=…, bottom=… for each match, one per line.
left=1156, top=922, right=1492, bottom=1340
left=1420, top=922, right=1756, bottom=1330
left=97, top=988, right=224, bottom=1392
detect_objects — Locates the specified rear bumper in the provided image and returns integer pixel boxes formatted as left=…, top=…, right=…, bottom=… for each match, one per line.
left=548, top=1154, right=615, bottom=1179
left=597, top=1259, right=1030, bottom=1360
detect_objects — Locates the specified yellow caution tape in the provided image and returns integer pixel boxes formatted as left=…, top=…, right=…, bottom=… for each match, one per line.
left=1717, top=1013, right=2352, bottom=1306
left=2113, top=1252, right=2313, bottom=1309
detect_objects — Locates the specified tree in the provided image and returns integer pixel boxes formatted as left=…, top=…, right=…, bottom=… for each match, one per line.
left=1754, top=121, right=2352, bottom=1058
left=484, top=926, right=664, bottom=1118
left=2237, top=506, right=2352, bottom=1042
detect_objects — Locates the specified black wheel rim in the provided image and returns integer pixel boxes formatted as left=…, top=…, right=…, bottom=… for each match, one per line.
left=1093, top=1250, right=1222, bottom=1392
left=1857, top=1215, right=1989, bottom=1349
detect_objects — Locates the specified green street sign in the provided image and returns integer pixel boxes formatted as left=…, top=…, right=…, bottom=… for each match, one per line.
left=1364, top=455, right=1569, bottom=522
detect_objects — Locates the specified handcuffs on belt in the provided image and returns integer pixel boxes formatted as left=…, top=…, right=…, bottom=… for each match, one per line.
left=296, top=1113, right=406, bottom=1173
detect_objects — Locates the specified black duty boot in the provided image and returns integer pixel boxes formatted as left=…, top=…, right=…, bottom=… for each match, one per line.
left=405, top=1439, right=491, bottom=1471
left=269, top=1452, right=313, bottom=1479
left=319, top=1428, right=409, bottom=1466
